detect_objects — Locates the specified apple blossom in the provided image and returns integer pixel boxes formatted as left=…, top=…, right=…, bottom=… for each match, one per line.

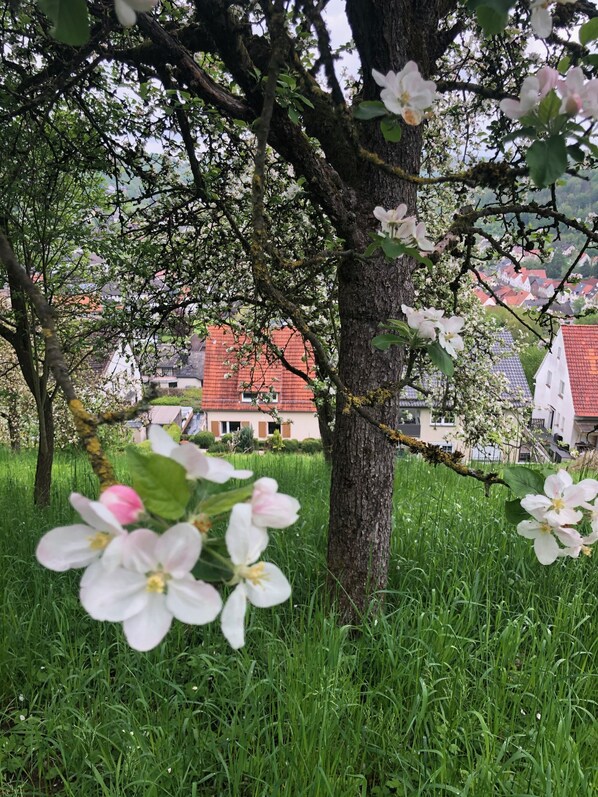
left=401, top=305, right=444, bottom=341
left=114, top=0, right=159, bottom=28
left=520, top=470, right=598, bottom=527
left=251, top=478, right=300, bottom=528
left=99, top=485, right=144, bottom=525
left=530, top=0, right=576, bottom=39
left=80, top=524, right=222, bottom=651
left=221, top=505, right=291, bottom=650
left=372, top=63, right=437, bottom=125
left=558, top=68, right=598, bottom=120
left=36, top=493, right=127, bottom=572
left=373, top=204, right=409, bottom=237
left=517, top=517, right=584, bottom=565
left=149, top=424, right=252, bottom=483
left=499, top=67, right=559, bottom=119
left=437, top=316, right=465, bottom=358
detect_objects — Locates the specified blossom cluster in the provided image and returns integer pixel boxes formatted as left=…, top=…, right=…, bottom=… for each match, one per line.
left=36, top=426, right=299, bottom=651
left=530, top=0, right=576, bottom=39
left=372, top=62, right=437, bottom=126
left=517, top=470, right=598, bottom=564
left=374, top=205, right=434, bottom=254
left=500, top=65, right=598, bottom=122
left=401, top=304, right=465, bottom=357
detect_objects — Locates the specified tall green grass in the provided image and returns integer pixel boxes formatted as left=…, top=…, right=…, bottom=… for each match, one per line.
left=1, top=448, right=596, bottom=796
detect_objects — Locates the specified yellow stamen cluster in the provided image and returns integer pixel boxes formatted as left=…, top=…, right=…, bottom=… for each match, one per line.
left=551, top=497, right=565, bottom=511
left=146, top=572, right=168, bottom=593
left=193, top=514, right=212, bottom=535
left=239, top=562, right=266, bottom=586
left=88, top=532, right=112, bottom=551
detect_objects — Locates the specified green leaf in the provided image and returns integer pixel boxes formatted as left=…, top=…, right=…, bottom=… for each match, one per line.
left=380, top=236, right=408, bottom=259
left=364, top=242, right=381, bottom=256
left=502, top=126, right=537, bottom=144
left=380, top=117, right=403, bottom=143
left=525, top=135, right=568, bottom=187
left=385, top=319, right=410, bottom=335
left=557, top=56, right=571, bottom=75
left=372, top=333, right=405, bottom=351
left=427, top=341, right=454, bottom=377
left=127, top=448, right=191, bottom=521
left=536, top=90, right=561, bottom=126
left=504, top=498, right=529, bottom=525
left=192, top=542, right=235, bottom=583
left=583, top=54, right=598, bottom=69
left=580, top=17, right=598, bottom=47
left=297, top=94, right=315, bottom=109
left=288, top=106, right=300, bottom=125
left=476, top=6, right=509, bottom=35
left=567, top=144, right=586, bottom=163
left=354, top=101, right=387, bottom=120
left=197, top=485, right=254, bottom=517
left=502, top=465, right=545, bottom=498
left=38, top=0, right=90, bottom=45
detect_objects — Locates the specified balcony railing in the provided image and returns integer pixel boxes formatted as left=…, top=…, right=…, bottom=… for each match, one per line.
left=397, top=423, right=421, bottom=438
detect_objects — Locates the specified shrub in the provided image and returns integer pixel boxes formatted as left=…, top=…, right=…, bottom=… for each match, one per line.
left=282, top=438, right=300, bottom=453
left=164, top=423, right=181, bottom=443
left=236, top=426, right=255, bottom=453
left=207, top=442, right=229, bottom=454
left=192, top=431, right=215, bottom=449
left=301, top=437, right=323, bottom=454
left=265, top=430, right=284, bottom=452
left=221, top=433, right=233, bottom=445
left=136, top=439, right=153, bottom=454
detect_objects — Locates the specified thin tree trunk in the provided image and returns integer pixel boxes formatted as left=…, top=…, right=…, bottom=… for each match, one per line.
left=34, top=396, right=54, bottom=507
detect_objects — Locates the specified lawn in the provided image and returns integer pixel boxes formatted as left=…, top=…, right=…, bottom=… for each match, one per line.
left=1, top=448, right=597, bottom=796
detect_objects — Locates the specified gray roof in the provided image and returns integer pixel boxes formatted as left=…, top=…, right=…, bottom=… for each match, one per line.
left=400, top=329, right=531, bottom=408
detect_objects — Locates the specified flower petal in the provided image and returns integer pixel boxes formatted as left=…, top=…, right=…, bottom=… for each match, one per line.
left=123, top=594, right=173, bottom=651
left=516, top=519, right=541, bottom=539
left=36, top=524, right=101, bottom=571
left=225, top=504, right=269, bottom=566
left=155, top=523, right=202, bottom=577
left=80, top=568, right=148, bottom=621
left=244, top=562, right=291, bottom=608
left=533, top=534, right=560, bottom=565
left=166, top=578, right=222, bottom=624
left=114, top=0, right=137, bottom=26
left=70, top=494, right=123, bottom=536
left=544, top=470, right=572, bottom=498
left=148, top=424, right=177, bottom=457
left=122, top=528, right=160, bottom=573
left=221, top=583, right=247, bottom=650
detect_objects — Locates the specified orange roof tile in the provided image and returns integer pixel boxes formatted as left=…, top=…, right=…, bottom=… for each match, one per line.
left=562, top=326, right=598, bottom=417
left=202, top=326, right=316, bottom=412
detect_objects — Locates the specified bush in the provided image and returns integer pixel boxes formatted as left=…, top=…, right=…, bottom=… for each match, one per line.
left=301, top=437, right=323, bottom=454
left=221, top=433, right=233, bottom=445
left=282, top=438, right=300, bottom=453
left=236, top=426, right=255, bottom=453
left=192, top=431, right=215, bottom=448
left=164, top=423, right=181, bottom=443
left=150, top=395, right=182, bottom=406
left=207, top=442, right=229, bottom=454
left=265, top=430, right=284, bottom=452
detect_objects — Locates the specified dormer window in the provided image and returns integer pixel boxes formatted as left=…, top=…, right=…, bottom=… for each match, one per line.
left=241, top=391, right=278, bottom=403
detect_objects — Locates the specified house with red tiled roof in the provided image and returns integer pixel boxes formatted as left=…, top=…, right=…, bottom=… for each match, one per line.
left=202, top=326, right=319, bottom=440
left=533, top=325, right=598, bottom=452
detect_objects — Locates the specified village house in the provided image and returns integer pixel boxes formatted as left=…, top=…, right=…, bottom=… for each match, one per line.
left=532, top=325, right=598, bottom=454
left=202, top=326, right=320, bottom=441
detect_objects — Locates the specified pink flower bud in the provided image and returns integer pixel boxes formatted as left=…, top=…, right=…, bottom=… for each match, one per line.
left=99, top=485, right=144, bottom=525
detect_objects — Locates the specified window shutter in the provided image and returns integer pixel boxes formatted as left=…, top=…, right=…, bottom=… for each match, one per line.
left=241, top=421, right=251, bottom=428
left=210, top=421, right=220, bottom=436
left=282, top=422, right=291, bottom=439
left=258, top=421, right=267, bottom=438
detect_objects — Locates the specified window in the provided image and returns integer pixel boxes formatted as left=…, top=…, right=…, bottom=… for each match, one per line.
left=438, top=443, right=453, bottom=453
left=546, top=370, right=552, bottom=387
left=558, top=380, right=565, bottom=397
left=221, top=421, right=241, bottom=434
left=168, top=381, right=178, bottom=389
left=431, top=413, right=455, bottom=426
left=268, top=422, right=281, bottom=435
left=241, top=391, right=278, bottom=403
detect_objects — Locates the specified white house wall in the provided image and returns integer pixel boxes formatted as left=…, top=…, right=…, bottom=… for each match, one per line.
left=206, top=410, right=320, bottom=440
left=102, top=344, right=143, bottom=403
left=532, top=329, right=576, bottom=446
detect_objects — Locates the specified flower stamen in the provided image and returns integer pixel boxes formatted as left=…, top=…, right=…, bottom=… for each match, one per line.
left=88, top=532, right=112, bottom=551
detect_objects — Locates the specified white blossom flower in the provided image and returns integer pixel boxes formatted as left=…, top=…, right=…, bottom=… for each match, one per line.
left=401, top=305, right=444, bottom=341
left=499, top=66, right=559, bottom=119
left=114, top=0, right=159, bottom=28
left=80, top=524, right=222, bottom=651
left=517, top=517, right=583, bottom=564
left=372, top=63, right=437, bottom=125
left=149, top=425, right=252, bottom=483
left=36, top=493, right=126, bottom=572
left=221, top=505, right=291, bottom=650
left=520, top=470, right=598, bottom=527
left=437, top=316, right=465, bottom=357
left=373, top=204, right=409, bottom=237
left=558, top=68, right=598, bottom=120
left=251, top=478, right=300, bottom=528
left=530, top=0, right=576, bottom=39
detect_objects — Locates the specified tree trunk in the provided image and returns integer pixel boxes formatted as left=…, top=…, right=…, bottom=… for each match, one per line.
left=34, top=396, right=54, bottom=507
left=326, top=0, right=441, bottom=621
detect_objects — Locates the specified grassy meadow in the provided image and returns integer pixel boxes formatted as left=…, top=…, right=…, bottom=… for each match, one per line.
left=1, top=448, right=597, bottom=796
